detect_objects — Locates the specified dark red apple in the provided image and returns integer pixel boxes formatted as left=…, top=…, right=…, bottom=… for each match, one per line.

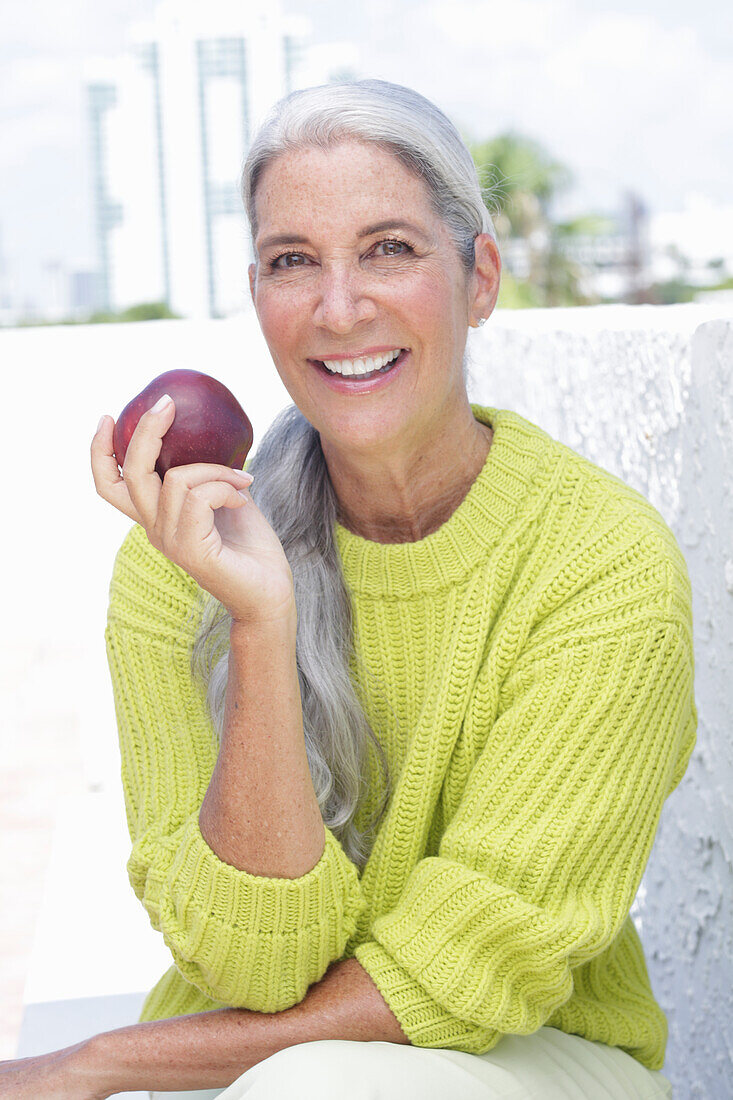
left=113, top=369, right=253, bottom=478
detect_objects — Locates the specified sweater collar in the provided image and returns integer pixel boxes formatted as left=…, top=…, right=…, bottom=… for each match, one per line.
left=333, top=405, right=551, bottom=599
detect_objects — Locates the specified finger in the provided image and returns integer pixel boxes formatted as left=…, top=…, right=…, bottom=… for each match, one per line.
left=156, top=464, right=253, bottom=552
left=91, top=414, right=144, bottom=524
left=121, top=394, right=176, bottom=529
left=175, top=482, right=247, bottom=561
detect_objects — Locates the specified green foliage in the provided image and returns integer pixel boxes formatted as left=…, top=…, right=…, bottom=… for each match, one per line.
left=707, top=274, right=733, bottom=291
left=4, top=301, right=183, bottom=328
left=103, top=301, right=182, bottom=322
left=553, top=213, right=616, bottom=238
left=495, top=272, right=543, bottom=309
left=646, top=280, right=698, bottom=305
left=463, top=130, right=595, bottom=307
left=465, top=130, right=573, bottom=237
left=460, top=130, right=708, bottom=307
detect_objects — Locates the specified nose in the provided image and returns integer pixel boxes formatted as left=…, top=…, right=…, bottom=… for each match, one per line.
left=312, top=263, right=377, bottom=334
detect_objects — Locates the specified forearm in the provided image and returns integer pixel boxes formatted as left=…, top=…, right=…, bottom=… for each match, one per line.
left=85, top=958, right=410, bottom=1095
left=198, top=610, right=325, bottom=878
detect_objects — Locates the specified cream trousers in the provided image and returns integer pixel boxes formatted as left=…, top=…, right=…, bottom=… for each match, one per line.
left=149, top=1025, right=673, bottom=1099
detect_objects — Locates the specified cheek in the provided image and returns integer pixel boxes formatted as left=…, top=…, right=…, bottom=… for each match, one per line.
left=256, top=287, right=306, bottom=349
left=371, top=270, right=446, bottom=320
left=399, top=273, right=459, bottom=337
left=255, top=266, right=460, bottom=347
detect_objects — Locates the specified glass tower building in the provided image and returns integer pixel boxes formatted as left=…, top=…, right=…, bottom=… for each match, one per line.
left=84, top=0, right=350, bottom=319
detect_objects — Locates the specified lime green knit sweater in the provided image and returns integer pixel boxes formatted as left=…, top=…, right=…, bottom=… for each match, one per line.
left=104, top=405, right=696, bottom=1071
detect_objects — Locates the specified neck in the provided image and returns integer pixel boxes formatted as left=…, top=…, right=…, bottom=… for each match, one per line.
left=327, top=409, right=493, bottom=544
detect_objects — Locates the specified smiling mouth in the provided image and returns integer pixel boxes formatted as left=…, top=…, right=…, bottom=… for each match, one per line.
left=310, top=349, right=407, bottom=381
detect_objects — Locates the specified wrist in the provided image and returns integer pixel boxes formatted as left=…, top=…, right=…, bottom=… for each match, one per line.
left=230, top=603, right=297, bottom=641
left=75, top=1026, right=158, bottom=1097
left=65, top=1034, right=115, bottom=1099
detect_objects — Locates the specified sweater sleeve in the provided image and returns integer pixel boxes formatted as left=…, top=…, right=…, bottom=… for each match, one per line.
left=105, top=524, right=367, bottom=1012
left=354, top=615, right=697, bottom=1052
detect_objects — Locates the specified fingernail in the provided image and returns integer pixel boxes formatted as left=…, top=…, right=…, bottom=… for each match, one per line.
left=234, top=470, right=254, bottom=483
left=96, top=415, right=107, bottom=433
left=151, top=393, right=173, bottom=413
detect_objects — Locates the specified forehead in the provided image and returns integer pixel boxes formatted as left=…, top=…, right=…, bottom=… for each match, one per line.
left=253, top=140, right=439, bottom=240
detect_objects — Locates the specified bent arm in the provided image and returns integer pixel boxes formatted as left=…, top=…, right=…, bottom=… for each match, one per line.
left=106, top=524, right=366, bottom=1012
left=352, top=616, right=696, bottom=1061
left=83, top=958, right=410, bottom=1096
left=198, top=612, right=325, bottom=879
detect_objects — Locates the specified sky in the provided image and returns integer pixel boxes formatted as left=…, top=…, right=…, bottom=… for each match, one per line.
left=1, top=0, right=731, bottom=309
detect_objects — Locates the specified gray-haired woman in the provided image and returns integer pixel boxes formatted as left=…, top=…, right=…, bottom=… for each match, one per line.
left=3, top=79, right=691, bottom=1099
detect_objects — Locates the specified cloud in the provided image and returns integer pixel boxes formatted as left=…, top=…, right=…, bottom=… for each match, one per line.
left=1, top=0, right=730, bottom=306
left=351, top=0, right=733, bottom=211
left=423, top=0, right=571, bottom=51
left=4, top=55, right=80, bottom=114
left=0, top=0, right=150, bottom=56
left=1, top=57, right=84, bottom=172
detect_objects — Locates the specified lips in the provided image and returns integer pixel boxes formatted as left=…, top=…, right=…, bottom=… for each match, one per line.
left=314, top=349, right=401, bottom=372
left=310, top=347, right=405, bottom=368
left=309, top=348, right=409, bottom=392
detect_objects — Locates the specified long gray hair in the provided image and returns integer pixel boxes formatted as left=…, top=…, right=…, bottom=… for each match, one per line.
left=190, top=79, right=498, bottom=870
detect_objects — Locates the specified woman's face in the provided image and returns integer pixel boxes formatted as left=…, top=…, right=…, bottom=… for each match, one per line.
left=248, top=139, right=493, bottom=456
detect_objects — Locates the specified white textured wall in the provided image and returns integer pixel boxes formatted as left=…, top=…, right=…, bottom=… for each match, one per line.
left=1, top=306, right=729, bottom=1092
left=467, top=304, right=733, bottom=1098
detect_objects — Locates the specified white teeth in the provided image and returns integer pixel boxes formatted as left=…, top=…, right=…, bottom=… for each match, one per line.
left=323, top=349, right=402, bottom=375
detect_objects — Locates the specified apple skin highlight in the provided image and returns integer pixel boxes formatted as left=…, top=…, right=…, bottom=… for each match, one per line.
left=113, top=369, right=254, bottom=478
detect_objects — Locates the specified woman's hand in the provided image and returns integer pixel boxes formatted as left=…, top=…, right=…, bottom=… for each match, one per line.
left=91, top=396, right=296, bottom=626
left=0, top=1042, right=108, bottom=1099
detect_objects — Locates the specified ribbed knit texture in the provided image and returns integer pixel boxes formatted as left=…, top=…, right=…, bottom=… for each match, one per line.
left=104, top=405, right=696, bottom=1071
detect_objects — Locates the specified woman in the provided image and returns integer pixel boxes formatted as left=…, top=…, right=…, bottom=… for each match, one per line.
left=1, top=79, right=693, bottom=1099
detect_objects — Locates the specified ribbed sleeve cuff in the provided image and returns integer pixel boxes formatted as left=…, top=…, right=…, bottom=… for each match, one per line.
left=354, top=940, right=495, bottom=1053
left=134, top=818, right=367, bottom=1011
left=172, top=815, right=365, bottom=931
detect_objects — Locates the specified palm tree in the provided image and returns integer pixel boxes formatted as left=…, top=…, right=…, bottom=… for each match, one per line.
left=464, top=130, right=595, bottom=306
left=466, top=130, right=570, bottom=236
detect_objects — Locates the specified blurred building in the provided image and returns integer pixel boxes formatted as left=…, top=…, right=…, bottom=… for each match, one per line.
left=500, top=192, right=733, bottom=305
left=648, top=193, right=733, bottom=290
left=69, top=271, right=104, bottom=317
left=84, top=0, right=355, bottom=320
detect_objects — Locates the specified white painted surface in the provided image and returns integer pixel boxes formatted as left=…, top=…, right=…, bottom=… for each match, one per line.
left=16, top=993, right=147, bottom=1100
left=0, top=309, right=291, bottom=790
left=22, top=791, right=170, bottom=1004
left=467, top=305, right=732, bottom=1099
left=2, top=305, right=729, bottom=1096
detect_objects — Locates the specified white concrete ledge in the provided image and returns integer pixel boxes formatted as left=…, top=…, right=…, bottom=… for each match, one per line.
left=16, top=993, right=146, bottom=1099
left=21, top=791, right=173, bottom=1009
left=467, top=308, right=732, bottom=1100
left=7, top=305, right=730, bottom=1098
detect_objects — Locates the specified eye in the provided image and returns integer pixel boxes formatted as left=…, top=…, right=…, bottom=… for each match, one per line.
left=266, top=238, right=414, bottom=271
left=269, top=252, right=308, bottom=271
left=374, top=238, right=412, bottom=257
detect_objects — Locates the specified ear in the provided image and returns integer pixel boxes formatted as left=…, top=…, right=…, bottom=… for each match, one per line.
left=469, top=234, right=502, bottom=327
left=248, top=263, right=257, bottom=305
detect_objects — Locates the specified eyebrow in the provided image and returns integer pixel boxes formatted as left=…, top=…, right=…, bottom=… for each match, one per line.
left=257, top=220, right=429, bottom=252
